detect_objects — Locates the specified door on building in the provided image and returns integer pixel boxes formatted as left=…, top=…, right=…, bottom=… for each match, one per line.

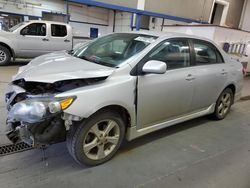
left=210, top=1, right=229, bottom=26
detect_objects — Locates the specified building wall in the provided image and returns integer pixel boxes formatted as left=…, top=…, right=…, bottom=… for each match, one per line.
left=114, top=11, right=132, bottom=32
left=0, top=0, right=66, bottom=17
left=0, top=0, right=120, bottom=38
left=225, top=0, right=244, bottom=28
left=240, top=0, right=250, bottom=32
left=94, top=0, right=138, bottom=9
left=0, top=0, right=245, bottom=35
left=144, top=0, right=244, bottom=28
left=68, top=3, right=113, bottom=38
left=145, top=0, right=213, bottom=23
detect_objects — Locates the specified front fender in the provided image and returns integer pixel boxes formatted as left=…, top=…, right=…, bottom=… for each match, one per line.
left=0, top=35, right=16, bottom=57
left=56, top=75, right=137, bottom=126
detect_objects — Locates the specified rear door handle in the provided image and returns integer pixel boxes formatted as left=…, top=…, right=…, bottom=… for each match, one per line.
left=221, top=69, right=228, bottom=75
left=185, top=74, right=195, bottom=81
left=42, top=38, right=49, bottom=41
left=64, top=39, right=71, bottom=42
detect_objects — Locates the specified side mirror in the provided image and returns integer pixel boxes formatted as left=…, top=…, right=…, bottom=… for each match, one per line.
left=20, top=30, right=26, bottom=36
left=142, top=60, right=167, bottom=74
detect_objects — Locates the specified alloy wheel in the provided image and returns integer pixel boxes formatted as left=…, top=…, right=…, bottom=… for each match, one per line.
left=0, top=50, right=6, bottom=63
left=217, top=93, right=231, bottom=117
left=83, top=119, right=120, bottom=160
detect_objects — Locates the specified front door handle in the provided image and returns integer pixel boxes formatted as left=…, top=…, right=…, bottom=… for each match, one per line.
left=64, top=39, right=71, bottom=42
left=42, top=38, right=49, bottom=41
left=185, top=74, right=195, bottom=81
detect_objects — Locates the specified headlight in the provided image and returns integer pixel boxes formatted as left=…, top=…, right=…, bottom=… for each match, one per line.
left=8, top=96, right=76, bottom=123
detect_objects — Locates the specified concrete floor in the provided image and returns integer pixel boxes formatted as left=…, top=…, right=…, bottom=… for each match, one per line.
left=1, top=63, right=250, bottom=188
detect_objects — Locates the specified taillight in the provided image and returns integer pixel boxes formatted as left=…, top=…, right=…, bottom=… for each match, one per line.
left=242, top=68, right=247, bottom=76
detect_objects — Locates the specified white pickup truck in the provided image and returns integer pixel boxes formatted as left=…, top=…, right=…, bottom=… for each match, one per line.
left=0, top=20, right=83, bottom=65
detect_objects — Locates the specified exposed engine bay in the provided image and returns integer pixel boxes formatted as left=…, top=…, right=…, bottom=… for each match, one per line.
left=6, top=77, right=107, bottom=109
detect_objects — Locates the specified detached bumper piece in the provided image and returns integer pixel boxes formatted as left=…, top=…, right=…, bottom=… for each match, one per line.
left=6, top=116, right=67, bottom=147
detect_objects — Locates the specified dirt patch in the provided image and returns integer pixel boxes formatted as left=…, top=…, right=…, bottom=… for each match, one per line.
left=240, top=96, right=250, bottom=101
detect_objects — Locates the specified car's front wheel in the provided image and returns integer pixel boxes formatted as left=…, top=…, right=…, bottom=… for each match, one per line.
left=0, top=45, right=11, bottom=66
left=213, top=88, right=234, bottom=120
left=67, top=111, right=125, bottom=166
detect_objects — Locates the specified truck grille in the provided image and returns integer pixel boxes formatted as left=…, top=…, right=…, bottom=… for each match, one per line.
left=0, top=142, right=32, bottom=156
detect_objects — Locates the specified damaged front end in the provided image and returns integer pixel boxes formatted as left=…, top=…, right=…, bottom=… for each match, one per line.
left=6, top=95, right=76, bottom=146
left=5, top=77, right=105, bottom=147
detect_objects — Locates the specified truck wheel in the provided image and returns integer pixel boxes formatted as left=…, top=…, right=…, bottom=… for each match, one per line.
left=0, top=45, right=11, bottom=66
left=212, top=88, right=234, bottom=120
left=67, top=111, right=125, bottom=166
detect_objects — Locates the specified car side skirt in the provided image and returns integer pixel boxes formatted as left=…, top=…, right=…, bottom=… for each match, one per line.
left=126, top=103, right=216, bottom=141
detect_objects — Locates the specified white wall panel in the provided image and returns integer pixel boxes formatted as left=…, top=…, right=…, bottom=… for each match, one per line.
left=69, top=3, right=109, bottom=25
left=114, top=11, right=131, bottom=32
left=241, top=0, right=250, bottom=32
left=149, top=17, right=162, bottom=31
left=70, top=21, right=113, bottom=38
left=163, top=26, right=216, bottom=40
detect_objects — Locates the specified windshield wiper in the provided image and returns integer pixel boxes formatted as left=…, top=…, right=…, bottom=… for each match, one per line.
left=79, top=55, right=115, bottom=67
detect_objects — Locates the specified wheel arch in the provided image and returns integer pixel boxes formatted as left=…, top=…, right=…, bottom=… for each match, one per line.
left=224, top=83, right=236, bottom=95
left=92, top=105, right=132, bottom=130
left=0, top=42, right=14, bottom=57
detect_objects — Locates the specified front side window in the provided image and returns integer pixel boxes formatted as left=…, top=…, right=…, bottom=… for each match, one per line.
left=72, top=33, right=157, bottom=67
left=51, top=24, right=67, bottom=37
left=20, top=23, right=46, bottom=36
left=193, top=40, right=223, bottom=65
left=145, top=39, right=190, bottom=70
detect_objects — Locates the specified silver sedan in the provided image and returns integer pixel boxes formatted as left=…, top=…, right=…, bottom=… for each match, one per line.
left=5, top=32, right=244, bottom=166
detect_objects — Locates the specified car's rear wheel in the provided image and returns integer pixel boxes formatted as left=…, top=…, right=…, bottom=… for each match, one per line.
left=0, top=45, right=11, bottom=66
left=213, top=88, right=234, bottom=120
left=67, top=111, right=125, bottom=166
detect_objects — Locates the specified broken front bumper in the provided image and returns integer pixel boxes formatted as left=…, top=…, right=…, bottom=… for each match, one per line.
left=6, top=117, right=66, bottom=147
left=5, top=84, right=76, bottom=146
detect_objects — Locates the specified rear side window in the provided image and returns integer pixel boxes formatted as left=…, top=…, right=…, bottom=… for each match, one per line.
left=146, top=39, right=190, bottom=70
left=51, top=24, right=67, bottom=37
left=20, top=23, right=46, bottom=36
left=193, top=40, right=224, bottom=65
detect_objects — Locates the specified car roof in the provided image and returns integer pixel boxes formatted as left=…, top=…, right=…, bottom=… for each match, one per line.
left=115, top=30, right=216, bottom=44
left=27, top=20, right=68, bottom=25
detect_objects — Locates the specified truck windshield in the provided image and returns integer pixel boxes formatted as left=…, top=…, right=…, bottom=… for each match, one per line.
left=9, top=22, right=27, bottom=32
left=72, top=33, right=158, bottom=67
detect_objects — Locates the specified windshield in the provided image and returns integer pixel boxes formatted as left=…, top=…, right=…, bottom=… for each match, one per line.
left=72, top=33, right=158, bottom=67
left=9, top=22, right=27, bottom=32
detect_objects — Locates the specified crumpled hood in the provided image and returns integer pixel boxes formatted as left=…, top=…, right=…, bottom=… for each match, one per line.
left=13, top=51, right=115, bottom=83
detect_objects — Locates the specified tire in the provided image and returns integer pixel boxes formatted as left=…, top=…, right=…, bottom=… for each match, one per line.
left=212, top=88, right=234, bottom=120
left=0, top=45, right=11, bottom=66
left=67, top=111, right=125, bottom=166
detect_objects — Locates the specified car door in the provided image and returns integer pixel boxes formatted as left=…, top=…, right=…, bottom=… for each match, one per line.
left=189, top=39, right=228, bottom=111
left=48, top=24, right=72, bottom=51
left=136, top=39, right=195, bottom=129
left=16, top=22, right=51, bottom=58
